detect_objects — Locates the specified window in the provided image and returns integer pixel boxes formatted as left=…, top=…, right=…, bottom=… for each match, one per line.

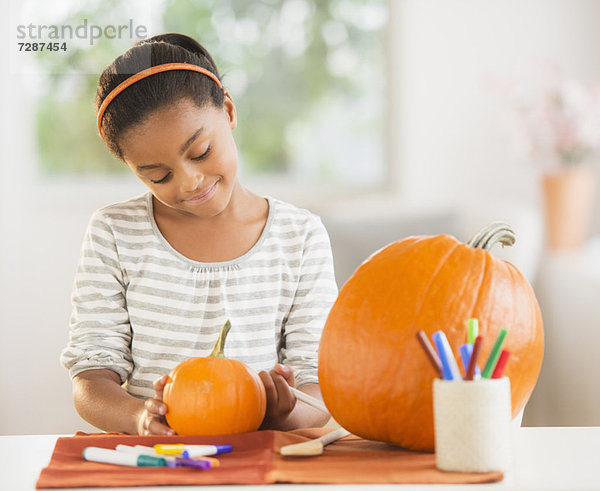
left=28, top=0, right=387, bottom=187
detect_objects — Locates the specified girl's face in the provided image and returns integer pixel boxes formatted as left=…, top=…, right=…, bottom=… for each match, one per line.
left=119, top=96, right=239, bottom=219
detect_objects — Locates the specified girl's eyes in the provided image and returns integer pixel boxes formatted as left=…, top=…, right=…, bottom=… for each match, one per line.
left=192, top=145, right=211, bottom=161
left=150, top=145, right=212, bottom=184
left=151, top=173, right=172, bottom=184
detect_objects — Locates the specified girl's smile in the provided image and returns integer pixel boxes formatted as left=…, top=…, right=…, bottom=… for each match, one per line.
left=185, top=178, right=220, bottom=204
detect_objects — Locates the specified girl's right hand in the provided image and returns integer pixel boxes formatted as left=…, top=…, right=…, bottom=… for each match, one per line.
left=136, top=374, right=176, bottom=435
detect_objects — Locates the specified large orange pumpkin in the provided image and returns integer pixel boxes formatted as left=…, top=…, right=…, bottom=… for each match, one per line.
left=163, top=320, right=267, bottom=435
left=318, top=222, right=544, bottom=451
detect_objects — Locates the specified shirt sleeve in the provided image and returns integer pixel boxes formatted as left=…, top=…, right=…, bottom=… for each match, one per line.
left=280, top=216, right=338, bottom=387
left=60, top=210, right=133, bottom=383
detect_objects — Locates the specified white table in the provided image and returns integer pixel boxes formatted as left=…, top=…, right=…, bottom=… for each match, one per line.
left=1, top=427, right=599, bottom=491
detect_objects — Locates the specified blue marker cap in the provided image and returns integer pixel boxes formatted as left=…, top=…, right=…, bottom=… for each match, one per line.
left=459, top=343, right=473, bottom=373
left=433, top=332, right=454, bottom=380
left=213, top=444, right=233, bottom=454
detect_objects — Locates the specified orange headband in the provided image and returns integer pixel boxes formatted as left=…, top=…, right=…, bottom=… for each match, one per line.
left=96, top=62, right=228, bottom=139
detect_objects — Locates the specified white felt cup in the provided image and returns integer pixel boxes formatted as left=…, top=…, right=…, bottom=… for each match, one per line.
left=433, top=377, right=512, bottom=473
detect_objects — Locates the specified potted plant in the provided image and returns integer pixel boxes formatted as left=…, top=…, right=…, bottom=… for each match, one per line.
left=511, top=70, right=600, bottom=249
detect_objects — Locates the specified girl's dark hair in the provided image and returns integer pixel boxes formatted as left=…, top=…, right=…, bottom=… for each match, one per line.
left=96, top=33, right=224, bottom=159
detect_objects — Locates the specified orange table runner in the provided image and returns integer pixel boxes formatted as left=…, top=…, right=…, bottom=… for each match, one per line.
left=36, top=428, right=503, bottom=488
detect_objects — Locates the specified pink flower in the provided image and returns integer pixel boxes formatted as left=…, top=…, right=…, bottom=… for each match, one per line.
left=497, top=64, right=600, bottom=171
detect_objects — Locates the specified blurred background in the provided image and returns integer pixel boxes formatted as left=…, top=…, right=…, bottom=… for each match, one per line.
left=1, top=0, right=599, bottom=435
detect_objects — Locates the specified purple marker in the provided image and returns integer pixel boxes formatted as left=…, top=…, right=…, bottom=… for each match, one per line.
left=174, top=457, right=213, bottom=469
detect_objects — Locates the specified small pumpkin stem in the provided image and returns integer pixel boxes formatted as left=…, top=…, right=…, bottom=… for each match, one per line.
left=467, top=222, right=516, bottom=250
left=209, top=320, right=231, bottom=358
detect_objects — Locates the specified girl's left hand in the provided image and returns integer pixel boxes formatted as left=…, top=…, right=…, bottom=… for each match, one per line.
left=259, top=363, right=296, bottom=429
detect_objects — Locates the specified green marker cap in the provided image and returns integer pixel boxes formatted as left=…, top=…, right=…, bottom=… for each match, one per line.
left=138, top=454, right=167, bottom=467
left=467, top=318, right=479, bottom=345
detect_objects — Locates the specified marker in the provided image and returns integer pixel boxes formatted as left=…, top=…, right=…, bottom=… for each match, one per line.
left=163, top=456, right=216, bottom=469
left=491, top=349, right=511, bottom=379
left=465, top=336, right=483, bottom=381
left=174, top=457, right=213, bottom=469
left=154, top=443, right=233, bottom=458
left=134, top=444, right=162, bottom=452
left=197, top=456, right=220, bottom=468
left=416, top=330, right=443, bottom=378
left=482, top=328, right=508, bottom=378
left=459, top=343, right=481, bottom=378
left=172, top=456, right=220, bottom=468
left=459, top=343, right=473, bottom=373
left=119, top=444, right=160, bottom=456
left=183, top=445, right=233, bottom=459
left=158, top=452, right=219, bottom=468
left=117, top=445, right=176, bottom=463
left=83, top=447, right=166, bottom=467
left=432, top=331, right=462, bottom=380
left=467, top=318, right=479, bottom=345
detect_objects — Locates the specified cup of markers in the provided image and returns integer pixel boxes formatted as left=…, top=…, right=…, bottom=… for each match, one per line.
left=82, top=442, right=232, bottom=469
left=417, top=319, right=512, bottom=473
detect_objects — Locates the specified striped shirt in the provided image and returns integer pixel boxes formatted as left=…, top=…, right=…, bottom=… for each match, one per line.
left=60, top=192, right=338, bottom=399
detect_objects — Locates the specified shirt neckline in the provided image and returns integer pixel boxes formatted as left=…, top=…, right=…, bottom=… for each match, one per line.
left=145, top=192, right=274, bottom=270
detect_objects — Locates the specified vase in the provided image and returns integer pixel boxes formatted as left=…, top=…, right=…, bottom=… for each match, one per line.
left=541, top=165, right=597, bottom=250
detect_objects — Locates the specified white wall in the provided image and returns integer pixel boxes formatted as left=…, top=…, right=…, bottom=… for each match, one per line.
left=0, top=71, right=146, bottom=433
left=392, top=0, right=600, bottom=220
left=1, top=0, right=600, bottom=435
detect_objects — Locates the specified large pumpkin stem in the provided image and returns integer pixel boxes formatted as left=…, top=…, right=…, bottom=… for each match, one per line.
left=209, top=320, right=231, bottom=358
left=467, top=222, right=516, bottom=250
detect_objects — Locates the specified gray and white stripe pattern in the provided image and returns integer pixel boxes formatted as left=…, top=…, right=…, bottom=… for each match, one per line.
left=60, top=192, right=338, bottom=399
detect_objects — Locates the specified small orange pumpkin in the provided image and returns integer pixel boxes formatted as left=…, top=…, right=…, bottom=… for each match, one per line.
left=318, top=223, right=544, bottom=451
left=163, top=320, right=267, bottom=435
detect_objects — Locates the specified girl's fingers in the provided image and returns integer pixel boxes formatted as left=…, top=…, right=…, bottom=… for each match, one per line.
left=153, top=374, right=169, bottom=400
left=146, top=416, right=175, bottom=436
left=259, top=370, right=278, bottom=411
left=145, top=397, right=167, bottom=417
left=270, top=370, right=295, bottom=413
left=274, top=364, right=296, bottom=388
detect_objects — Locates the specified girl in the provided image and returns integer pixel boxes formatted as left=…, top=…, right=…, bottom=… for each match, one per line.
left=60, top=33, right=337, bottom=435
